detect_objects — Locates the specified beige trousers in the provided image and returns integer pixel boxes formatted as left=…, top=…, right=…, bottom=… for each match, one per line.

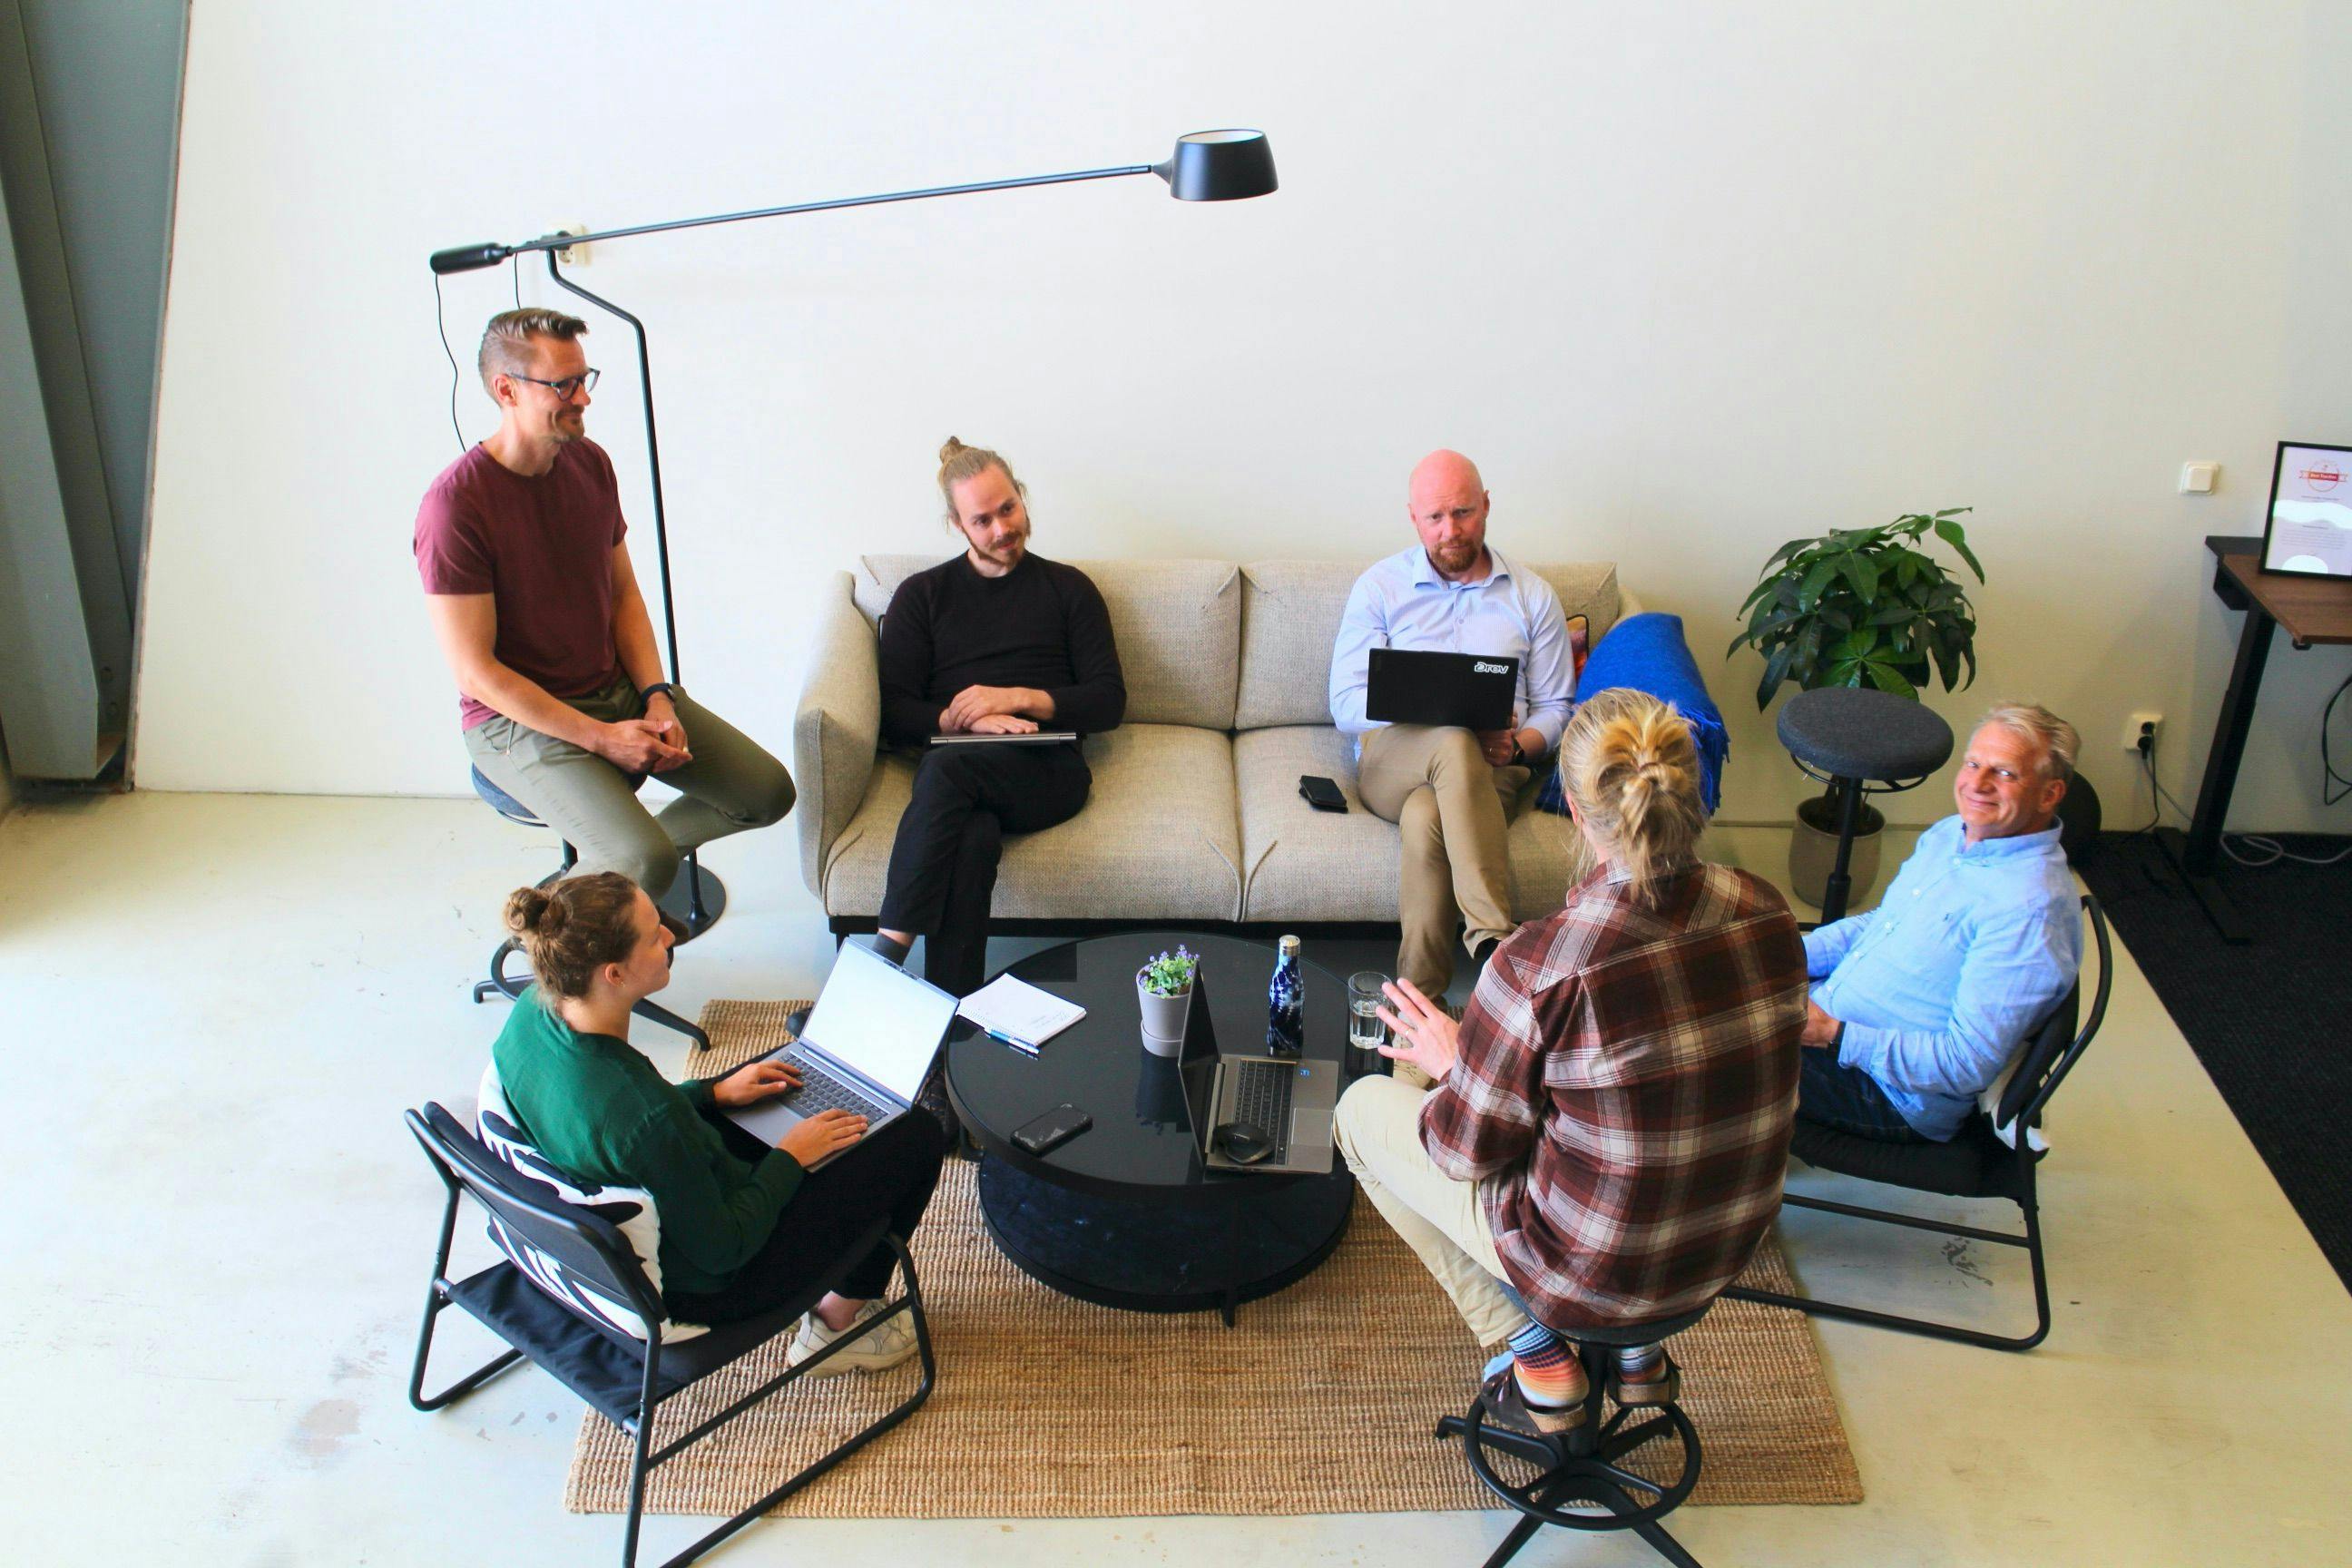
left=1333, top=1074, right=1526, bottom=1348
left=1357, top=724, right=1528, bottom=994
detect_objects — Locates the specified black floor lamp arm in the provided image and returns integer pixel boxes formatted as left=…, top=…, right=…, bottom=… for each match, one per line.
left=543, top=250, right=683, bottom=685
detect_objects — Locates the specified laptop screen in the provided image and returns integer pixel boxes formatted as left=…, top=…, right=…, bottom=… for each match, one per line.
left=802, top=943, right=960, bottom=1105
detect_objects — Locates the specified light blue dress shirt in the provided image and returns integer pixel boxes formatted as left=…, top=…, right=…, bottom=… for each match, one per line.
left=1328, top=545, right=1575, bottom=753
left=1802, top=815, right=2081, bottom=1141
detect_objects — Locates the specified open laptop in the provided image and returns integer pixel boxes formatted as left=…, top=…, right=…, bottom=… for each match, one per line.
left=1366, top=647, right=1519, bottom=730
left=725, top=942, right=958, bottom=1168
left=1177, top=972, right=1339, bottom=1175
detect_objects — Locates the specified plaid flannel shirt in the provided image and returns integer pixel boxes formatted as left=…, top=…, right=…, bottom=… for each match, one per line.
left=1419, top=863, right=1807, bottom=1332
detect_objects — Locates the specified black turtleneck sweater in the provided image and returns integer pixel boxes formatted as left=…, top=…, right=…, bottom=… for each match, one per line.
left=877, top=553, right=1126, bottom=747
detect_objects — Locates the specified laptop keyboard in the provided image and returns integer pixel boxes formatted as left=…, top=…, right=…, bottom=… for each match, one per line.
left=1231, top=1060, right=1295, bottom=1160
left=779, top=1053, right=891, bottom=1123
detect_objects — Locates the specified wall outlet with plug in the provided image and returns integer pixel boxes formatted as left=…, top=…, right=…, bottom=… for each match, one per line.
left=2122, top=711, right=2162, bottom=752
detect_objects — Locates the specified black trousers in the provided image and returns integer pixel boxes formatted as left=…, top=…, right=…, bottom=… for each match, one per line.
left=668, top=1109, right=948, bottom=1325
left=877, top=741, right=1092, bottom=996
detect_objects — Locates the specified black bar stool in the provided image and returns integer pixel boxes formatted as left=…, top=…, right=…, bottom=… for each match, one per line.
left=1778, top=688, right=1954, bottom=923
left=467, top=766, right=722, bottom=1051
left=1436, top=1300, right=1713, bottom=1568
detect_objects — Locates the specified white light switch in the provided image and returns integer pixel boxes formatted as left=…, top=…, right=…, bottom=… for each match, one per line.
left=2180, top=461, right=2219, bottom=495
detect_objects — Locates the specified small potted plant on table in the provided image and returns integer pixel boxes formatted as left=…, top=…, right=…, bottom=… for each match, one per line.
left=1137, top=946, right=1200, bottom=1055
left=1727, top=508, right=1983, bottom=906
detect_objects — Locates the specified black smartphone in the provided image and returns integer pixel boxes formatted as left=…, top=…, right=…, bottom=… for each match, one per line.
left=1298, top=774, right=1348, bottom=812
left=1011, top=1103, right=1093, bottom=1157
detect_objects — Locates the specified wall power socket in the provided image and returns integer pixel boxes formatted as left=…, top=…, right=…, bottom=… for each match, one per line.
left=2122, top=711, right=2163, bottom=752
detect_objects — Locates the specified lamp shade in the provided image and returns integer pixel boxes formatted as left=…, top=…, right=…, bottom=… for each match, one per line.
left=1157, top=130, right=1278, bottom=201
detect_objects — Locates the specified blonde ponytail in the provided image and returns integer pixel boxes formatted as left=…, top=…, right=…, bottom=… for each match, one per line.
left=1555, top=689, right=1706, bottom=908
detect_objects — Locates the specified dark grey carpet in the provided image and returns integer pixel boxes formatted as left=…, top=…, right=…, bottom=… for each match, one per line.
left=2077, top=831, right=2352, bottom=1292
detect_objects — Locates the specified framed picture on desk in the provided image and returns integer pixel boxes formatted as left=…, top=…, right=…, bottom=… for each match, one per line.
left=2259, top=440, right=2352, bottom=579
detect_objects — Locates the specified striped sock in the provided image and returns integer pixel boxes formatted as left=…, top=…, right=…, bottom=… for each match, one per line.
left=1506, top=1320, right=1578, bottom=1409
left=1617, top=1344, right=1663, bottom=1378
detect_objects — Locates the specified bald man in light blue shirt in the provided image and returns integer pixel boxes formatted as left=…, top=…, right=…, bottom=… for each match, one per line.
left=1330, top=451, right=1576, bottom=995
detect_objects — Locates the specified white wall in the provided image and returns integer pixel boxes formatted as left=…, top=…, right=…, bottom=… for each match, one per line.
left=139, top=2, right=2352, bottom=851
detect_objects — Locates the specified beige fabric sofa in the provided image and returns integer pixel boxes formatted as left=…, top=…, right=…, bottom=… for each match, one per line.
left=793, top=555, right=1637, bottom=936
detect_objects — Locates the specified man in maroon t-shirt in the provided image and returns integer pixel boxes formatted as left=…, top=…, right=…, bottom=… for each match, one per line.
left=415, top=308, right=791, bottom=902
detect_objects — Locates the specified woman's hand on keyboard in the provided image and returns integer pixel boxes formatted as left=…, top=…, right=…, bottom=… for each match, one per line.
left=779, top=1108, right=867, bottom=1166
left=712, top=1058, right=803, bottom=1108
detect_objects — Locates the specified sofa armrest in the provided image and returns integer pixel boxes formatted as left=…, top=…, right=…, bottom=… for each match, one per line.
left=1613, top=583, right=1643, bottom=622
left=793, top=573, right=883, bottom=900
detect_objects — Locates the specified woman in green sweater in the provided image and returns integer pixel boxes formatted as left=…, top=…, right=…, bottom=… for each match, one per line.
left=493, top=871, right=946, bottom=1369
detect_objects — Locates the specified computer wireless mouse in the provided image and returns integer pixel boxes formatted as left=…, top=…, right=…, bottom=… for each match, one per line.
left=1217, top=1121, right=1275, bottom=1164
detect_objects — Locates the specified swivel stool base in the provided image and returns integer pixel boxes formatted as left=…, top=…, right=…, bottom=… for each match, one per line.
left=1436, top=1307, right=1710, bottom=1568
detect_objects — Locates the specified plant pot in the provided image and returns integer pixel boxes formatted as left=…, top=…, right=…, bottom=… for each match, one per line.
left=1788, top=790, right=1886, bottom=911
left=1137, top=974, right=1193, bottom=1055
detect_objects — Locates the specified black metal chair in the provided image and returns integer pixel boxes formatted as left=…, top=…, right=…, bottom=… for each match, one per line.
left=1436, top=1301, right=1714, bottom=1568
left=1726, top=892, right=2112, bottom=1350
left=405, top=1102, right=935, bottom=1568
left=469, top=765, right=721, bottom=1050
left=1779, top=686, right=1955, bottom=922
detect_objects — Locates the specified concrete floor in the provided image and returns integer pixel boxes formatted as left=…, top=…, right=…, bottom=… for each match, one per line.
left=5, top=790, right=2347, bottom=1565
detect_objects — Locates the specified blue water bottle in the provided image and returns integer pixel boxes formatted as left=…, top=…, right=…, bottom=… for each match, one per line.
left=1267, top=934, right=1304, bottom=1054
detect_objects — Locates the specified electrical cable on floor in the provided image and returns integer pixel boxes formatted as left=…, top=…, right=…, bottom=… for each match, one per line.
left=2322, top=671, right=2352, bottom=808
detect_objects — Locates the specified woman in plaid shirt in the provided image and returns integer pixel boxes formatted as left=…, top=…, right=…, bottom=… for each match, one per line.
left=1336, top=689, right=1808, bottom=1436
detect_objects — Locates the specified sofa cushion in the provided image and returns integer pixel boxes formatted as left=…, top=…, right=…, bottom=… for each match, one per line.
left=821, top=725, right=1242, bottom=921
left=1235, top=559, right=1625, bottom=730
left=854, top=554, right=1240, bottom=730
left=1233, top=727, right=1599, bottom=926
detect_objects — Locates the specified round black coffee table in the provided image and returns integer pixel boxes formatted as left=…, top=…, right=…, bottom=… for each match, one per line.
left=944, top=930, right=1372, bottom=1325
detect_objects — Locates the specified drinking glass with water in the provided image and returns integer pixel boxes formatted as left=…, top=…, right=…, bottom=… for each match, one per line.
left=1348, top=971, right=1391, bottom=1052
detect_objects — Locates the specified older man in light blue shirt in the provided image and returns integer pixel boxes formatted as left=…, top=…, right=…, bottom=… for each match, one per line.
left=1329, top=451, right=1576, bottom=995
left=1798, top=703, right=2083, bottom=1143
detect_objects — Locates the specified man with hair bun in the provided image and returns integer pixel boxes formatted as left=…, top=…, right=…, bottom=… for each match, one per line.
left=1329, top=450, right=1578, bottom=1000
left=864, top=438, right=1125, bottom=997
left=415, top=308, right=793, bottom=906
left=1797, top=701, right=2083, bottom=1144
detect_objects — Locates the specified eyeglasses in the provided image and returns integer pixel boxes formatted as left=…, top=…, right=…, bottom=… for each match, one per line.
left=507, top=368, right=601, bottom=400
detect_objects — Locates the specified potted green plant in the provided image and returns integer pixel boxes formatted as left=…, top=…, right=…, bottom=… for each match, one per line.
left=1728, top=508, right=1983, bottom=906
left=1136, top=946, right=1200, bottom=1055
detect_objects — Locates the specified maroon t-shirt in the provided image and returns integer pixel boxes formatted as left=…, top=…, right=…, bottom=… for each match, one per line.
left=414, top=440, right=629, bottom=730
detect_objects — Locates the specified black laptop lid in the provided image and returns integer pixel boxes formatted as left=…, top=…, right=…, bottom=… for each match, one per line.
left=1366, top=647, right=1519, bottom=730
left=1177, top=970, right=1222, bottom=1150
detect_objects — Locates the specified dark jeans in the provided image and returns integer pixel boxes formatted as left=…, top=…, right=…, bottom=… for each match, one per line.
left=1796, top=1047, right=1930, bottom=1143
left=668, top=1109, right=948, bottom=1325
left=877, top=741, right=1092, bottom=996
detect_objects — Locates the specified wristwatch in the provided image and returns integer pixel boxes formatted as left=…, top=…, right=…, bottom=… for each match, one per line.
left=639, top=681, right=680, bottom=706
left=1507, top=736, right=1526, bottom=765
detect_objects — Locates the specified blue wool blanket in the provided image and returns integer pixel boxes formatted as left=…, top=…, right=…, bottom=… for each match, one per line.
left=1534, top=612, right=1729, bottom=817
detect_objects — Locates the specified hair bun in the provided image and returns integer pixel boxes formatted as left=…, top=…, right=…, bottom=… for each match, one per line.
left=502, top=886, right=556, bottom=936
left=938, top=436, right=968, bottom=465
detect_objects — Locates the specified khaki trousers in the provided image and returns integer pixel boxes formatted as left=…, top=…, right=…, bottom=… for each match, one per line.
left=1334, top=1074, right=1525, bottom=1347
left=463, top=678, right=795, bottom=897
left=1357, top=724, right=1528, bottom=994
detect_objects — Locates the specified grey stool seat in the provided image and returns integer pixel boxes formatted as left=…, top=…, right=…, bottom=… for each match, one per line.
left=1776, top=686, right=1954, bottom=783
left=1776, top=688, right=1954, bottom=924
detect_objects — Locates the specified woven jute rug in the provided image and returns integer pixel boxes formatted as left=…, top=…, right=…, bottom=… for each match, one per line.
left=565, top=999, right=1862, bottom=1519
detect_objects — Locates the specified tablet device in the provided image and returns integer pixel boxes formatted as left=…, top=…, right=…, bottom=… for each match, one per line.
left=2259, top=440, right=2352, bottom=579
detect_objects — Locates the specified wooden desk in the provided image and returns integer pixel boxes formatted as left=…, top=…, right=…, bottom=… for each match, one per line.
left=2161, top=535, right=2352, bottom=941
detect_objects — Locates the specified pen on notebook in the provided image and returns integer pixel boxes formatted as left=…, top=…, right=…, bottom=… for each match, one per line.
left=984, top=1027, right=1040, bottom=1055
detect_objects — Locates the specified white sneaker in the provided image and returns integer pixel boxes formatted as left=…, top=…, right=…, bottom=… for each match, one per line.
left=787, top=1298, right=918, bottom=1377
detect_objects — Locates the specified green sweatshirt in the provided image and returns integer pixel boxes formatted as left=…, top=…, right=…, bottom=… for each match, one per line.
left=491, top=990, right=804, bottom=1297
